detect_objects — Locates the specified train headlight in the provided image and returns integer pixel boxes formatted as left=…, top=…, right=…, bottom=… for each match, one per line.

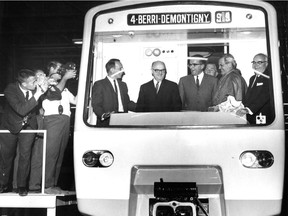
left=82, top=152, right=98, bottom=167
left=240, top=151, right=274, bottom=168
left=82, top=150, right=114, bottom=167
left=99, top=152, right=114, bottom=167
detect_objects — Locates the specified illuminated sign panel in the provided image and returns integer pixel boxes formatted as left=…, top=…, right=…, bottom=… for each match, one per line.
left=215, top=11, right=232, bottom=23
left=127, top=12, right=211, bottom=25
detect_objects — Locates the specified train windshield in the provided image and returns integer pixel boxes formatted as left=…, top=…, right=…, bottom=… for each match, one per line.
left=84, top=2, right=275, bottom=127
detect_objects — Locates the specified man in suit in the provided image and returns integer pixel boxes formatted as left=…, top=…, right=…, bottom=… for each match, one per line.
left=179, top=55, right=218, bottom=111
left=92, top=58, right=136, bottom=126
left=136, top=61, right=182, bottom=112
left=236, top=53, right=273, bottom=124
left=29, top=62, right=77, bottom=194
left=212, top=54, right=247, bottom=107
left=0, top=69, right=49, bottom=196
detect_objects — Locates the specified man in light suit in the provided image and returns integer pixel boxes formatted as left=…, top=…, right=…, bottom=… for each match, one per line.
left=236, top=53, right=273, bottom=124
left=136, top=61, right=182, bottom=112
left=179, top=55, right=218, bottom=111
left=92, top=58, right=136, bottom=127
left=0, top=69, right=49, bottom=196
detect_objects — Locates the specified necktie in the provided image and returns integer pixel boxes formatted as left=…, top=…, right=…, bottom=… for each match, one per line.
left=251, top=76, right=258, bottom=88
left=196, top=76, right=200, bottom=89
left=25, top=91, right=29, bottom=101
left=113, top=80, right=119, bottom=110
left=155, top=82, right=159, bottom=94
left=113, top=80, right=118, bottom=94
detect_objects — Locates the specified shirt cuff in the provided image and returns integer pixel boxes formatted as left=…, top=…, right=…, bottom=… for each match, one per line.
left=101, top=113, right=105, bottom=121
left=246, top=107, right=253, bottom=115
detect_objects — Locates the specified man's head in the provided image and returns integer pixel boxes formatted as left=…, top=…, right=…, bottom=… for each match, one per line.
left=151, top=61, right=166, bottom=82
left=205, top=63, right=217, bottom=77
left=188, top=55, right=206, bottom=76
left=252, top=53, right=268, bottom=73
left=35, top=69, right=46, bottom=78
left=17, top=69, right=37, bottom=91
left=106, top=58, right=125, bottom=80
left=218, top=54, right=237, bottom=76
left=47, top=61, right=62, bottom=80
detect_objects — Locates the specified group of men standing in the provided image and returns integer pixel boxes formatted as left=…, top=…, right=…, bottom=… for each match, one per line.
left=0, top=61, right=76, bottom=196
left=0, top=53, right=273, bottom=195
left=92, top=53, right=272, bottom=126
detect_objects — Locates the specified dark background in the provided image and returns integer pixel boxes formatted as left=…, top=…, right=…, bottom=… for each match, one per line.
left=0, top=1, right=110, bottom=93
left=0, top=1, right=287, bottom=92
left=0, top=1, right=287, bottom=216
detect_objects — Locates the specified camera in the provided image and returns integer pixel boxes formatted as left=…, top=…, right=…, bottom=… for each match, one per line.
left=57, top=62, right=77, bottom=78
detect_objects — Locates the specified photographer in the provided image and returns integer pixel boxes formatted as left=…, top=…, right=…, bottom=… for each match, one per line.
left=29, top=61, right=77, bottom=194
left=0, top=69, right=49, bottom=196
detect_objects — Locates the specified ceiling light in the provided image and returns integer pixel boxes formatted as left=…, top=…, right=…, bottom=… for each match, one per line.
left=72, top=39, right=82, bottom=45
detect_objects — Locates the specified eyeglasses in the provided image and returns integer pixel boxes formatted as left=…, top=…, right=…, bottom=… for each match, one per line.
left=153, top=69, right=166, bottom=73
left=188, top=63, right=202, bottom=67
left=251, top=61, right=267, bottom=65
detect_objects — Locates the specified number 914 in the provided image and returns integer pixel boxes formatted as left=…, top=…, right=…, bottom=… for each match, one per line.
left=216, top=11, right=232, bottom=23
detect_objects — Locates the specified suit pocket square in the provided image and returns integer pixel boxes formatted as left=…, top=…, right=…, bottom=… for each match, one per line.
left=256, top=82, right=263, bottom=86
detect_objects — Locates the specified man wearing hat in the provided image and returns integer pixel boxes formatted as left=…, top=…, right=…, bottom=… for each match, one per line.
left=178, top=54, right=218, bottom=111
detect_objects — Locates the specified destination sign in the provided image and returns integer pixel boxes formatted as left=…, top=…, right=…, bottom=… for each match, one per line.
left=127, top=12, right=211, bottom=25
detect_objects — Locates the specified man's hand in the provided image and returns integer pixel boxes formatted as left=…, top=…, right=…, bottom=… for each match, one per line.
left=36, top=82, right=48, bottom=94
left=208, top=106, right=219, bottom=112
left=34, top=84, right=48, bottom=101
left=101, top=111, right=115, bottom=121
left=62, top=69, right=76, bottom=80
left=236, top=108, right=249, bottom=117
left=56, top=69, right=77, bottom=91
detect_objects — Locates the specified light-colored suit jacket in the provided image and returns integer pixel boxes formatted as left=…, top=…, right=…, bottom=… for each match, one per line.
left=179, top=73, right=217, bottom=111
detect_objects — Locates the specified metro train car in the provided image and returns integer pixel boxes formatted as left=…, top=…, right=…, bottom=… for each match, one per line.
left=73, top=0, right=285, bottom=215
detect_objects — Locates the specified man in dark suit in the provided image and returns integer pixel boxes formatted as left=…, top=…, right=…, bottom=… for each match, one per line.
left=179, top=55, right=218, bottom=111
left=236, top=53, right=273, bottom=124
left=92, top=58, right=136, bottom=126
left=0, top=69, right=49, bottom=196
left=136, top=61, right=182, bottom=112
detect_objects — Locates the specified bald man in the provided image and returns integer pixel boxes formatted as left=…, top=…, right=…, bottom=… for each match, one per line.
left=236, top=53, right=273, bottom=124
left=136, top=61, right=182, bottom=112
left=212, top=54, right=247, bottom=106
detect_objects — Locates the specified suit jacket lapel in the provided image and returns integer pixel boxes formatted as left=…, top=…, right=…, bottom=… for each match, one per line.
left=16, top=84, right=30, bottom=104
left=104, top=77, right=114, bottom=93
left=188, top=75, right=197, bottom=90
left=148, top=80, right=157, bottom=95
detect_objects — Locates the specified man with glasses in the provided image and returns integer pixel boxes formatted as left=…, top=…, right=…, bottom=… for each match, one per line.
left=212, top=54, right=247, bottom=107
left=178, top=55, right=218, bottom=111
left=136, top=61, right=182, bottom=112
left=236, top=53, right=273, bottom=124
